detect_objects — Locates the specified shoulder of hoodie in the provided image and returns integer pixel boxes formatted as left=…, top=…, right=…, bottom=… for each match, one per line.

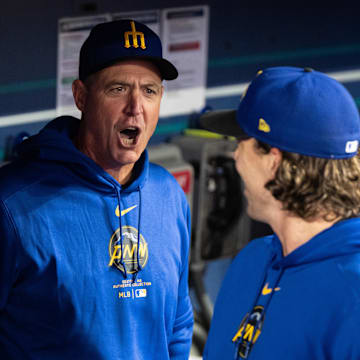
left=230, top=235, right=276, bottom=270
left=148, top=161, right=187, bottom=197
left=334, top=252, right=360, bottom=303
left=0, top=158, right=44, bottom=202
left=216, top=236, right=276, bottom=300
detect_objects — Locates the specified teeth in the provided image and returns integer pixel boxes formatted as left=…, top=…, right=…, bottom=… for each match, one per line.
left=122, top=137, right=136, bottom=145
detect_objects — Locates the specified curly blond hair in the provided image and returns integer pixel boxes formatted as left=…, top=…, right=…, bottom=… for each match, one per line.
left=255, top=140, right=360, bottom=221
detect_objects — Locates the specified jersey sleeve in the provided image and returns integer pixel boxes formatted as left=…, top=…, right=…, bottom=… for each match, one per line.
left=331, top=299, right=360, bottom=359
left=168, top=204, right=194, bottom=359
left=0, top=200, right=18, bottom=310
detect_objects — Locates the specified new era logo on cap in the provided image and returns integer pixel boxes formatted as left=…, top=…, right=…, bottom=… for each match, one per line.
left=258, top=118, right=271, bottom=133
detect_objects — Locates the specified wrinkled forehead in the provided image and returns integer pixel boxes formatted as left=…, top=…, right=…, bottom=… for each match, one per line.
left=85, top=59, right=163, bottom=87
left=110, top=59, right=163, bottom=80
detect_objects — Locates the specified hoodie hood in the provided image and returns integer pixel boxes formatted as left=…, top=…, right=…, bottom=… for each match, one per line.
left=271, top=217, right=360, bottom=270
left=17, top=116, right=149, bottom=193
left=231, top=217, right=360, bottom=358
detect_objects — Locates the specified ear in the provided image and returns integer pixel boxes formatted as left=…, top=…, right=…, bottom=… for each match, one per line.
left=72, top=80, right=88, bottom=112
left=160, top=85, right=164, bottom=99
left=268, top=147, right=282, bottom=177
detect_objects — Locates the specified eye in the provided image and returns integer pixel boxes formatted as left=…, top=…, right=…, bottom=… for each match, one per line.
left=107, top=85, right=127, bottom=95
left=145, top=87, right=156, bottom=95
left=112, top=86, right=125, bottom=92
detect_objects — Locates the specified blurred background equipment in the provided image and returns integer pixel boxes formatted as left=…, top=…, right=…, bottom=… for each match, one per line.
left=172, top=133, right=251, bottom=260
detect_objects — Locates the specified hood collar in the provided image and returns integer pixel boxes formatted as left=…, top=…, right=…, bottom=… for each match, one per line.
left=271, top=218, right=360, bottom=269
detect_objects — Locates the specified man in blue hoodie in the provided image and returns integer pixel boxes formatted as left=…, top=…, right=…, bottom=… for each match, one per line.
left=0, top=20, right=193, bottom=359
left=200, top=67, right=360, bottom=359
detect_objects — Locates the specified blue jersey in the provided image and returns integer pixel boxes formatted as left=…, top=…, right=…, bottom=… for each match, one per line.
left=0, top=116, right=193, bottom=359
left=204, top=218, right=360, bottom=359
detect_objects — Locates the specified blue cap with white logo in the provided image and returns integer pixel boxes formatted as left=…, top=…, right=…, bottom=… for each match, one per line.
left=200, top=66, right=360, bottom=158
left=79, top=19, right=178, bottom=81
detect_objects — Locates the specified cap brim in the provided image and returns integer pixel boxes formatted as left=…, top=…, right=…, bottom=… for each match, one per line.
left=199, top=109, right=248, bottom=138
left=147, top=57, right=178, bottom=80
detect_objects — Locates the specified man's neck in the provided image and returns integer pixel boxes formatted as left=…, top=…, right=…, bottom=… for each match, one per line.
left=105, top=164, right=134, bottom=185
left=73, top=134, right=135, bottom=185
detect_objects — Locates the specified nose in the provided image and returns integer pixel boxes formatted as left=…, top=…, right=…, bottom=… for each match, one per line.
left=125, top=89, right=143, bottom=117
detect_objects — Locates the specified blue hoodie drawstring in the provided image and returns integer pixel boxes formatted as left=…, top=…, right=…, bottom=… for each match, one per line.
left=132, top=187, right=142, bottom=283
left=110, top=176, right=143, bottom=282
left=233, top=279, right=267, bottom=359
left=113, top=182, right=143, bottom=281
left=115, top=187, right=127, bottom=279
left=136, top=187, right=142, bottom=272
left=233, top=253, right=279, bottom=359
left=250, top=267, right=284, bottom=343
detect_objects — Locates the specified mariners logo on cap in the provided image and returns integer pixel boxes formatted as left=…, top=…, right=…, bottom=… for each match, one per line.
left=124, top=20, right=146, bottom=49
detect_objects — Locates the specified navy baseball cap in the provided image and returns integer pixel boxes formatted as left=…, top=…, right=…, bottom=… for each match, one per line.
left=79, top=19, right=178, bottom=81
left=200, top=66, right=360, bottom=158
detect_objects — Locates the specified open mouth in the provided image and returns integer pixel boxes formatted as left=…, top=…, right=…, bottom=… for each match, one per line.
left=119, top=127, right=140, bottom=145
